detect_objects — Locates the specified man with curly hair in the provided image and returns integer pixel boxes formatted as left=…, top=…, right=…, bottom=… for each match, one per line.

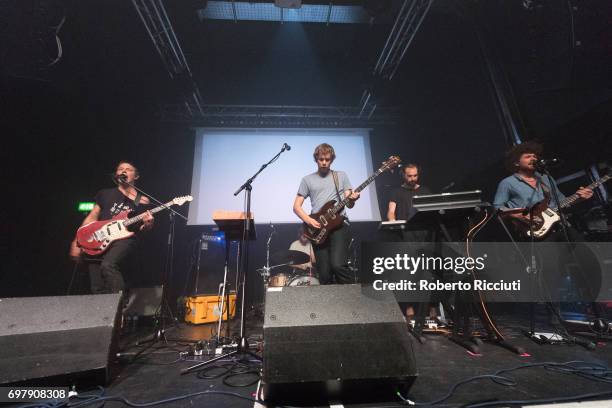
left=493, top=141, right=592, bottom=236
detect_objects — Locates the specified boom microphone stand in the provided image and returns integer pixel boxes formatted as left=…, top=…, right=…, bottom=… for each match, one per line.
left=538, top=164, right=600, bottom=347
left=181, top=143, right=291, bottom=374
left=114, top=176, right=191, bottom=351
left=496, top=170, right=594, bottom=349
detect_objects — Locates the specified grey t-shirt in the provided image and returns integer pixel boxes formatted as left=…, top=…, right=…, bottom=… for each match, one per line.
left=297, top=170, right=352, bottom=214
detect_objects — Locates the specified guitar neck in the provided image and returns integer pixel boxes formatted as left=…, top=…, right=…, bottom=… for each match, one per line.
left=559, top=175, right=609, bottom=209
left=124, top=201, right=173, bottom=226
left=330, top=168, right=384, bottom=215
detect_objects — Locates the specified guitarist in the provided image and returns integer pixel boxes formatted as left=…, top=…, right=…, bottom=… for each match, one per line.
left=293, top=143, right=359, bottom=284
left=493, top=142, right=593, bottom=241
left=69, top=160, right=154, bottom=294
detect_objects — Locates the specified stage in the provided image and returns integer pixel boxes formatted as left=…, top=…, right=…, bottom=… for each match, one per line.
left=84, top=308, right=612, bottom=408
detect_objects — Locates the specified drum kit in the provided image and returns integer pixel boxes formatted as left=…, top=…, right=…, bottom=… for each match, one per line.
left=257, top=249, right=320, bottom=287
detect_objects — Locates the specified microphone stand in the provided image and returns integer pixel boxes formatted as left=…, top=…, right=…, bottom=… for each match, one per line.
left=115, top=178, right=192, bottom=352
left=181, top=145, right=290, bottom=374
left=537, top=165, right=598, bottom=348
left=262, top=225, right=275, bottom=284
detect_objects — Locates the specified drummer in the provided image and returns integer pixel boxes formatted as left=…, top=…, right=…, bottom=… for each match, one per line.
left=288, top=226, right=316, bottom=274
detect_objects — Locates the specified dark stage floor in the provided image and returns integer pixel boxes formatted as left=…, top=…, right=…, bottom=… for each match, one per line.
left=84, top=307, right=612, bottom=408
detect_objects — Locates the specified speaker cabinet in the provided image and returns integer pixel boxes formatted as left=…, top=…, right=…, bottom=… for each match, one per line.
left=263, top=284, right=417, bottom=402
left=0, top=293, right=122, bottom=385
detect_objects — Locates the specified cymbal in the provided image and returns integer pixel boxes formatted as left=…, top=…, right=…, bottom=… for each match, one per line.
left=271, top=250, right=310, bottom=266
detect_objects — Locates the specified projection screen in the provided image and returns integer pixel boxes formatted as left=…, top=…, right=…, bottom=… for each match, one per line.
left=187, top=128, right=381, bottom=225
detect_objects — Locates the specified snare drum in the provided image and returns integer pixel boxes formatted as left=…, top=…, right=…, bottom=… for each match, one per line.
left=268, top=273, right=290, bottom=287
left=288, top=274, right=320, bottom=286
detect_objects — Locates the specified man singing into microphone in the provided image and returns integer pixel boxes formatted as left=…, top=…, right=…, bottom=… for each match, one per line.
left=493, top=142, right=592, bottom=240
left=69, top=160, right=154, bottom=293
left=293, top=143, right=359, bottom=284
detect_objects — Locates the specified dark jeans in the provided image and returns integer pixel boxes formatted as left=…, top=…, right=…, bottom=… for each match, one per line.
left=88, top=239, right=135, bottom=294
left=313, top=223, right=354, bottom=284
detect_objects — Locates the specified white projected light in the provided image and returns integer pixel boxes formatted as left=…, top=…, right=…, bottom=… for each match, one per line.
left=188, top=128, right=381, bottom=225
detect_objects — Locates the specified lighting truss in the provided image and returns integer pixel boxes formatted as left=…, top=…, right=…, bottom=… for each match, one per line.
left=359, top=0, right=433, bottom=117
left=374, top=0, right=433, bottom=80
left=132, top=0, right=204, bottom=115
left=159, top=104, right=402, bottom=126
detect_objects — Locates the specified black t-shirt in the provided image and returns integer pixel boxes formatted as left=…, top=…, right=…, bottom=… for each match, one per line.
left=390, top=185, right=431, bottom=220
left=95, top=188, right=144, bottom=221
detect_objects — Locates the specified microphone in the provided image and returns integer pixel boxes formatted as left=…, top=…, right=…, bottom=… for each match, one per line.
left=441, top=181, right=455, bottom=192
left=282, top=143, right=291, bottom=151
left=114, top=173, right=128, bottom=183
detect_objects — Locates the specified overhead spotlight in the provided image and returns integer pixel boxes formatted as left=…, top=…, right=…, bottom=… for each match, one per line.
left=275, top=0, right=302, bottom=9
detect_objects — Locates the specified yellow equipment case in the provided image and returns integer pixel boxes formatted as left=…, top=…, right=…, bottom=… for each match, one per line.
left=184, top=293, right=237, bottom=324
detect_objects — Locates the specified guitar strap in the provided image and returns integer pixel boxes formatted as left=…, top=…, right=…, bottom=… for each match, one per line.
left=332, top=170, right=349, bottom=223
left=332, top=170, right=342, bottom=203
left=540, top=176, right=551, bottom=195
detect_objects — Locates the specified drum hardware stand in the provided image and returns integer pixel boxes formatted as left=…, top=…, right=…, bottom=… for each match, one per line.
left=257, top=224, right=276, bottom=286
left=347, top=238, right=359, bottom=283
left=181, top=144, right=290, bottom=374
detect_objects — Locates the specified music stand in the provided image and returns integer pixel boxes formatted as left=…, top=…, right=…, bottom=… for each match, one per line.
left=213, top=211, right=256, bottom=343
left=181, top=145, right=289, bottom=375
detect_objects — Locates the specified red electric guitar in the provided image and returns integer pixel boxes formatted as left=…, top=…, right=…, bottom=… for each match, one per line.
left=76, top=195, right=192, bottom=256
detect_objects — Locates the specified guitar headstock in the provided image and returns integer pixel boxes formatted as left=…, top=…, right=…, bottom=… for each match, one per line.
left=380, top=155, right=401, bottom=173
left=173, top=195, right=193, bottom=206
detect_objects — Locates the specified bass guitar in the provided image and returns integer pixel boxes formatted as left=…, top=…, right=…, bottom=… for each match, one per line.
left=76, top=195, right=192, bottom=255
left=304, top=156, right=401, bottom=244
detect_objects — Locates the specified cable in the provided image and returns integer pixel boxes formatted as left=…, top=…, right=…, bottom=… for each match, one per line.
left=48, top=15, right=65, bottom=66
left=19, top=389, right=257, bottom=408
left=464, top=208, right=505, bottom=340
left=397, top=360, right=612, bottom=406
left=194, top=358, right=262, bottom=387
left=465, top=390, right=612, bottom=408
left=222, top=370, right=261, bottom=387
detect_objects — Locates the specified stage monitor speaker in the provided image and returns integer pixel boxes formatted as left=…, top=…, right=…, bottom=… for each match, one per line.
left=0, top=293, right=122, bottom=385
left=263, top=284, right=417, bottom=403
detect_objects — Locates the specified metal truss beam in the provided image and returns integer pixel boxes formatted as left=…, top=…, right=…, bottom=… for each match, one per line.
left=374, top=0, right=433, bottom=80
left=132, top=0, right=204, bottom=115
left=159, top=104, right=402, bottom=127
left=359, top=0, right=433, bottom=118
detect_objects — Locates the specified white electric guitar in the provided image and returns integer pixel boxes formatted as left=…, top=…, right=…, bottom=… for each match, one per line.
left=516, top=174, right=610, bottom=239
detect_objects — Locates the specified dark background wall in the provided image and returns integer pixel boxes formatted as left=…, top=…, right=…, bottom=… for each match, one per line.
left=2, top=0, right=610, bottom=306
